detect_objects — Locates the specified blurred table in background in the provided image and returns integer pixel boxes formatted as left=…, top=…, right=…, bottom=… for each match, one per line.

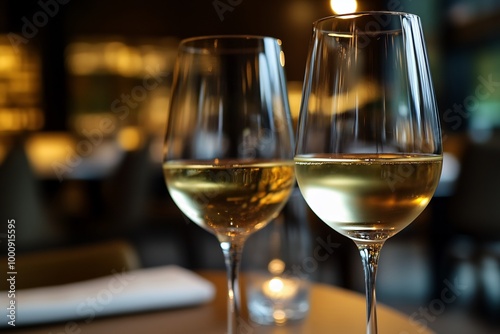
left=5, top=271, right=435, bottom=334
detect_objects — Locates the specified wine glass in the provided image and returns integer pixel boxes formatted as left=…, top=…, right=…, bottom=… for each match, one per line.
left=163, top=35, right=295, bottom=333
left=294, top=12, right=443, bottom=334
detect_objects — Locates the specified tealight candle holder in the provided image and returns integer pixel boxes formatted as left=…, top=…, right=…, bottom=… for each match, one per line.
left=245, top=188, right=311, bottom=325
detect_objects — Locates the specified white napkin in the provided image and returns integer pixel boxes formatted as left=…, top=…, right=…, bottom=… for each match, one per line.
left=1, top=265, right=215, bottom=327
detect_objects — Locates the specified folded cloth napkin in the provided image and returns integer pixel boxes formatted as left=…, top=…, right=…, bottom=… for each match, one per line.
left=1, top=265, right=215, bottom=327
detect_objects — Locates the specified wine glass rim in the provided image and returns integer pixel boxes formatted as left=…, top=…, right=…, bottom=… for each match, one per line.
left=313, top=10, right=420, bottom=25
left=180, top=34, right=282, bottom=46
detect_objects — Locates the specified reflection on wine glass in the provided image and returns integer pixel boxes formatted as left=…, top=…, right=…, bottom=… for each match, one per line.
left=295, top=12, right=443, bottom=334
left=163, top=35, right=295, bottom=333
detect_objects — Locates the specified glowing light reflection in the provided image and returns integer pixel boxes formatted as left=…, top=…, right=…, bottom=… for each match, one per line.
left=304, top=187, right=352, bottom=222
left=330, top=0, right=357, bottom=15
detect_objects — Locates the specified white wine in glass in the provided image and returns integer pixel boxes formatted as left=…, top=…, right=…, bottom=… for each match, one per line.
left=295, top=154, right=442, bottom=241
left=164, top=161, right=295, bottom=242
left=163, top=35, right=295, bottom=333
left=295, top=12, right=443, bottom=334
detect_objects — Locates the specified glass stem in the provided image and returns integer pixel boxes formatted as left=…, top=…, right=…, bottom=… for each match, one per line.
left=356, top=241, right=384, bottom=334
left=220, top=240, right=244, bottom=334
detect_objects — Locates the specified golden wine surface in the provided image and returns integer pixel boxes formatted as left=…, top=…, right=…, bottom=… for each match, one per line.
left=295, top=154, right=442, bottom=241
left=163, top=160, right=295, bottom=241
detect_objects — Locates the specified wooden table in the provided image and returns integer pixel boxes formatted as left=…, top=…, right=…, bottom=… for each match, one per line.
left=3, top=271, right=435, bottom=334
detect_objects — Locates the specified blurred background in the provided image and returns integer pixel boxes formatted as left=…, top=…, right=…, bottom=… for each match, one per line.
left=0, top=0, right=499, bottom=333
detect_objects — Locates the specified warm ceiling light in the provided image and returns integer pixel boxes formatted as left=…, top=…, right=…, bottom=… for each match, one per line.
left=330, top=0, right=357, bottom=15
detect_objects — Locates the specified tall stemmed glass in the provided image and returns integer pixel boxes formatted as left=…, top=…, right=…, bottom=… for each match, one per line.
left=294, top=12, right=442, bottom=334
left=163, top=35, right=295, bottom=333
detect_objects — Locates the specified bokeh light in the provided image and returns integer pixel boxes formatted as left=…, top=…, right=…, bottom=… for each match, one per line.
left=330, top=0, right=357, bottom=15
